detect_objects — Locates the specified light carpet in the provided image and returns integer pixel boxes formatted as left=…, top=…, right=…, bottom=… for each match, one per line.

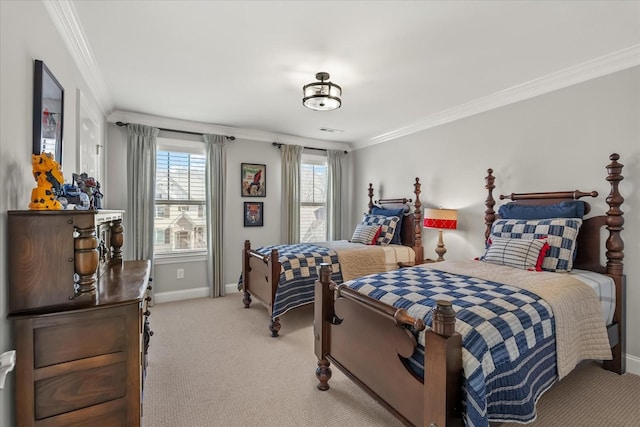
left=142, top=294, right=640, bottom=427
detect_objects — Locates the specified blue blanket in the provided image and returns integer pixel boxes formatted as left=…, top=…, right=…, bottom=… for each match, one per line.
left=347, top=266, right=557, bottom=427
left=239, top=243, right=343, bottom=318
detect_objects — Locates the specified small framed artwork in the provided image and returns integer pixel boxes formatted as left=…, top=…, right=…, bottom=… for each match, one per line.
left=33, top=59, right=64, bottom=163
left=241, top=163, right=266, bottom=197
left=244, top=202, right=264, bottom=227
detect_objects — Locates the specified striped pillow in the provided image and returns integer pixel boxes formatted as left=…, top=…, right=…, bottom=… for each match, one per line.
left=350, top=224, right=381, bottom=245
left=482, top=236, right=549, bottom=271
left=361, top=214, right=400, bottom=245
left=490, top=218, right=582, bottom=272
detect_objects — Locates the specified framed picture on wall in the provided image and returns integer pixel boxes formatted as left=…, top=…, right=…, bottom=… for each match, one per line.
left=244, top=202, right=264, bottom=227
left=33, top=59, right=64, bottom=163
left=241, top=163, right=266, bottom=197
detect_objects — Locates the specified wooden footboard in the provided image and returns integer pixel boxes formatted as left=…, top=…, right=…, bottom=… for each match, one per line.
left=314, top=263, right=463, bottom=427
left=242, top=240, right=282, bottom=336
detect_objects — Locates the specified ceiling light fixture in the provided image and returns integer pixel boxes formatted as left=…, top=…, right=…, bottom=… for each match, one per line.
left=302, top=72, right=342, bottom=111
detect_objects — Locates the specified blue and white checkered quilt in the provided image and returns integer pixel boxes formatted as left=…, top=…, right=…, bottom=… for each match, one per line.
left=347, top=266, right=557, bottom=427
left=239, top=243, right=343, bottom=318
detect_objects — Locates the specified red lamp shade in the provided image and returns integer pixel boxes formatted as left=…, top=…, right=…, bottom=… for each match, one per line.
left=423, top=208, right=458, bottom=230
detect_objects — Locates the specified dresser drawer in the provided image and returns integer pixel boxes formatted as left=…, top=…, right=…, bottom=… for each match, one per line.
left=35, top=361, right=126, bottom=419
left=34, top=314, right=125, bottom=368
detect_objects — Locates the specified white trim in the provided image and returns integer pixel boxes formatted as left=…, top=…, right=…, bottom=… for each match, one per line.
left=153, top=287, right=209, bottom=304
left=152, top=284, right=240, bottom=303
left=225, top=283, right=241, bottom=295
left=43, top=0, right=112, bottom=116
left=626, top=353, right=640, bottom=376
left=354, top=44, right=640, bottom=150
left=153, top=254, right=207, bottom=265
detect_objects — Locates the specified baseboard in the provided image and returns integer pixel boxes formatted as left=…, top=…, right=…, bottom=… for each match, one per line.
left=626, top=353, right=640, bottom=376
left=225, top=283, right=240, bottom=295
left=153, top=284, right=240, bottom=304
left=153, top=287, right=209, bottom=303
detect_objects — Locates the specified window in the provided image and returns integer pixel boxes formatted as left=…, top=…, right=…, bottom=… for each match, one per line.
left=300, top=153, right=327, bottom=242
left=154, top=138, right=206, bottom=255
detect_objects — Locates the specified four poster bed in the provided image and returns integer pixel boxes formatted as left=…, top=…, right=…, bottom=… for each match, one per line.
left=241, top=178, right=425, bottom=336
left=314, top=153, right=625, bottom=427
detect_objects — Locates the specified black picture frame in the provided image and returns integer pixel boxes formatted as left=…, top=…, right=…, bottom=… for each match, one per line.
left=33, top=59, right=64, bottom=163
left=244, top=202, right=264, bottom=227
left=241, top=163, right=266, bottom=197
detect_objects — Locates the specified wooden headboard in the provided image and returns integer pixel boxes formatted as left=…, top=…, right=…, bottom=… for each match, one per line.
left=483, top=153, right=625, bottom=374
left=367, top=177, right=424, bottom=263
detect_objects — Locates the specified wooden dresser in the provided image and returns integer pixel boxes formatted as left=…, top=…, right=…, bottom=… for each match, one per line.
left=7, top=210, right=152, bottom=427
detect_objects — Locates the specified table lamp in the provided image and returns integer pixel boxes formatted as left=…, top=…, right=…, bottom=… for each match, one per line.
left=423, top=208, right=458, bottom=261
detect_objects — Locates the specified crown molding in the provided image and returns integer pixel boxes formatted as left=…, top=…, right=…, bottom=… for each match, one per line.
left=355, top=44, right=640, bottom=150
left=43, top=0, right=113, bottom=116
left=107, top=110, right=351, bottom=152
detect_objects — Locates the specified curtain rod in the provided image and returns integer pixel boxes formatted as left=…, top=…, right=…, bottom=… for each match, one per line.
left=272, top=142, right=347, bottom=154
left=115, top=121, right=235, bottom=140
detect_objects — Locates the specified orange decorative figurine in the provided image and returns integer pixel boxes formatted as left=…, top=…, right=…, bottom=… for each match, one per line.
left=29, top=152, right=64, bottom=210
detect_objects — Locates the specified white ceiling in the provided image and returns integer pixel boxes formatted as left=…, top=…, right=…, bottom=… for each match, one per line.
left=64, top=1, right=640, bottom=150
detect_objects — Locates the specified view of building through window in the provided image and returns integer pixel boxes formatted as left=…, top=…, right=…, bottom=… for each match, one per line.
left=300, top=153, right=328, bottom=243
left=154, top=140, right=206, bottom=255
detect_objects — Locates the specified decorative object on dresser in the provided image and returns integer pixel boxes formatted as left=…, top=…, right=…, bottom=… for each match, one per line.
left=28, top=152, right=65, bottom=210
left=313, top=153, right=625, bottom=426
left=423, top=207, right=458, bottom=261
left=7, top=210, right=152, bottom=427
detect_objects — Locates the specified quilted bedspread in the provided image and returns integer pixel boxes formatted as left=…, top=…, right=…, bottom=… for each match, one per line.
left=239, top=241, right=391, bottom=319
left=345, top=260, right=612, bottom=426
left=240, top=243, right=343, bottom=318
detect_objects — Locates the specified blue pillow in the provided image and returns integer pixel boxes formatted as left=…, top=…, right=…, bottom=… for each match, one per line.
left=498, top=201, right=585, bottom=220
left=371, top=206, right=406, bottom=245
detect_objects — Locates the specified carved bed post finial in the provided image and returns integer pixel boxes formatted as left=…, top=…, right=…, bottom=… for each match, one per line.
left=414, top=177, right=422, bottom=248
left=484, top=169, right=496, bottom=243
left=367, top=183, right=374, bottom=214
left=605, top=153, right=624, bottom=276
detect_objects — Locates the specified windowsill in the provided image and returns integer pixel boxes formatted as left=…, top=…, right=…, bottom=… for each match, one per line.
left=153, top=251, right=207, bottom=265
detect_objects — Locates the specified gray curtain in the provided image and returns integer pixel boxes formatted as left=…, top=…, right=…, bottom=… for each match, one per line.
left=281, top=144, right=303, bottom=244
left=126, top=123, right=159, bottom=261
left=326, top=149, right=346, bottom=240
left=204, top=134, right=226, bottom=297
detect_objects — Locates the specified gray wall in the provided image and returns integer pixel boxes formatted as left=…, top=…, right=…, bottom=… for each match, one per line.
left=350, top=67, right=640, bottom=367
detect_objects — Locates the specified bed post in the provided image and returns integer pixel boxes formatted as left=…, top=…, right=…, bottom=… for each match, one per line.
left=424, top=300, right=463, bottom=427
left=269, top=248, right=282, bottom=337
left=413, top=177, right=424, bottom=263
left=314, top=263, right=334, bottom=390
left=603, top=153, right=625, bottom=374
left=484, top=169, right=496, bottom=243
left=367, top=183, right=374, bottom=214
left=242, top=240, right=252, bottom=308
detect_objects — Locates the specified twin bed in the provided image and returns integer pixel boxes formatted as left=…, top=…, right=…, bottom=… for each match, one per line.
left=241, top=177, right=425, bottom=336
left=313, top=153, right=626, bottom=426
